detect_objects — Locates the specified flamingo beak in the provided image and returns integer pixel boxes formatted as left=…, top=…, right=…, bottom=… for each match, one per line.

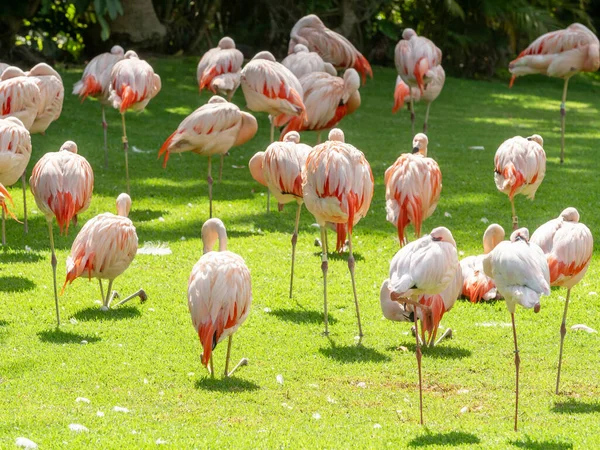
left=534, top=303, right=541, bottom=313
left=412, top=147, right=420, bottom=153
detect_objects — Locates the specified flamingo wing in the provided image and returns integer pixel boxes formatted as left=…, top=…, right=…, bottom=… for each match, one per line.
left=0, top=117, right=32, bottom=187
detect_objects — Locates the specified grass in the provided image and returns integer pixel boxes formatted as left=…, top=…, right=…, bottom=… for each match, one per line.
left=1, top=57, right=599, bottom=449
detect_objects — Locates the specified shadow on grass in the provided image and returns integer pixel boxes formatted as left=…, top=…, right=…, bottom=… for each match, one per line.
left=409, top=431, right=480, bottom=447
left=129, top=209, right=168, bottom=223
left=195, top=376, right=260, bottom=392
left=72, top=305, right=141, bottom=322
left=511, top=436, right=573, bottom=450
left=37, top=329, right=101, bottom=344
left=319, top=341, right=390, bottom=363
left=311, top=251, right=365, bottom=262
left=270, top=308, right=336, bottom=325
left=0, top=247, right=44, bottom=263
left=551, top=399, right=600, bottom=414
left=0, top=276, right=36, bottom=293
left=0, top=320, right=8, bottom=327
left=404, top=342, right=472, bottom=360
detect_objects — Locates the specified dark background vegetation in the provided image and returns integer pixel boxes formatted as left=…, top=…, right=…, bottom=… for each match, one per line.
left=1, top=0, right=599, bottom=77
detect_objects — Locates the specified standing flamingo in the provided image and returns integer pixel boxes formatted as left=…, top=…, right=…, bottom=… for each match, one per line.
left=73, top=45, right=125, bottom=167
left=530, top=207, right=593, bottom=393
left=30, top=141, right=94, bottom=326
left=62, top=193, right=146, bottom=310
left=494, top=134, right=546, bottom=230
left=280, top=69, right=361, bottom=143
left=27, top=63, right=64, bottom=135
left=197, top=37, right=243, bottom=101
left=395, top=29, right=443, bottom=136
left=109, top=51, right=161, bottom=194
left=159, top=96, right=257, bottom=219
left=460, top=224, right=505, bottom=303
left=380, top=226, right=459, bottom=425
left=509, top=24, right=599, bottom=163
left=282, top=44, right=337, bottom=79
left=0, top=117, right=31, bottom=233
left=0, top=66, right=42, bottom=130
left=0, top=183, right=18, bottom=245
left=483, top=228, right=550, bottom=431
left=392, top=65, right=445, bottom=133
left=188, top=218, right=252, bottom=378
left=289, top=15, right=373, bottom=84
left=302, top=128, right=373, bottom=337
left=385, top=133, right=442, bottom=245
left=248, top=131, right=312, bottom=298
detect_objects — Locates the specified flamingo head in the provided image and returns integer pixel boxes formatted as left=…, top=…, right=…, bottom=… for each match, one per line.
left=124, top=50, right=139, bottom=59
left=202, top=218, right=228, bottom=253
left=527, top=134, right=543, bottom=147
left=328, top=128, right=345, bottom=142
left=234, top=112, right=258, bottom=146
left=60, top=141, right=78, bottom=154
left=1, top=66, right=25, bottom=81
left=208, top=95, right=227, bottom=104
left=510, top=228, right=530, bottom=243
left=342, top=69, right=360, bottom=103
left=346, top=91, right=361, bottom=114
left=412, top=133, right=428, bottom=156
left=111, top=45, right=125, bottom=57
left=323, top=63, right=337, bottom=76
left=252, top=51, right=276, bottom=62
left=482, top=223, right=505, bottom=254
left=248, top=152, right=267, bottom=187
left=218, top=37, right=235, bottom=49
left=283, top=131, right=300, bottom=144
left=402, top=28, right=417, bottom=40
left=560, top=207, right=579, bottom=223
left=28, top=63, right=61, bottom=80
left=293, top=44, right=309, bottom=54
left=430, top=226, right=456, bottom=247
left=116, top=193, right=132, bottom=217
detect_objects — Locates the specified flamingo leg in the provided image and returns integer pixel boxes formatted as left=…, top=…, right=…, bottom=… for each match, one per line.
left=47, top=220, right=60, bottom=326
left=433, top=328, right=453, bottom=347
left=218, top=154, right=224, bottom=183
left=266, top=121, right=274, bottom=213
left=113, top=289, right=147, bottom=308
left=103, top=279, right=114, bottom=309
left=559, top=78, right=569, bottom=165
left=316, top=131, right=322, bottom=145
left=423, top=102, right=431, bottom=134
left=409, top=97, right=415, bottom=137
left=413, top=306, right=424, bottom=425
left=207, top=156, right=213, bottom=218
left=555, top=288, right=571, bottom=394
left=209, top=353, right=214, bottom=379
left=224, top=335, right=248, bottom=377
left=102, top=105, right=108, bottom=169
left=511, top=312, right=520, bottom=431
left=347, top=232, right=363, bottom=338
left=121, top=113, right=130, bottom=195
left=510, top=197, right=518, bottom=231
left=289, top=202, right=302, bottom=299
left=1, top=207, right=5, bottom=246
left=320, top=225, right=329, bottom=335
left=21, top=172, right=28, bottom=234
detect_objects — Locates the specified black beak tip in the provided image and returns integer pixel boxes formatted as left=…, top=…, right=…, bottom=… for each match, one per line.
left=412, top=147, right=420, bottom=153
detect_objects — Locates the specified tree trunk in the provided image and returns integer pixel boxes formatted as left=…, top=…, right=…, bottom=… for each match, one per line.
left=109, top=0, right=166, bottom=48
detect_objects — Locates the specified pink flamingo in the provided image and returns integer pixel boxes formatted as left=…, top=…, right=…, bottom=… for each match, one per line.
left=109, top=50, right=161, bottom=193
left=509, top=24, right=599, bottom=163
left=159, top=96, right=257, bottom=219
left=460, top=224, right=505, bottom=303
left=73, top=45, right=125, bottom=167
left=0, top=66, right=42, bottom=130
left=62, top=193, right=146, bottom=310
left=30, top=141, right=94, bottom=326
left=27, top=63, right=64, bottom=135
left=380, top=226, right=459, bottom=425
left=0, top=183, right=18, bottom=245
left=289, top=14, right=373, bottom=84
left=0, top=117, right=32, bottom=232
left=281, top=69, right=361, bottom=143
left=385, top=133, right=442, bottom=245
left=483, top=228, right=550, bottom=431
left=395, top=29, right=443, bottom=136
left=302, top=128, right=373, bottom=337
left=282, top=44, right=337, bottom=79
left=0, top=63, right=9, bottom=76
left=530, top=207, right=593, bottom=393
left=188, top=218, right=252, bottom=377
left=248, top=131, right=312, bottom=298
left=494, top=134, right=546, bottom=230
left=197, top=37, right=243, bottom=101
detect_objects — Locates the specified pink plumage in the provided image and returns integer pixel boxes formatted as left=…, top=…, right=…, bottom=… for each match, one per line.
left=197, top=37, right=243, bottom=100
left=282, top=44, right=337, bottom=79
left=395, top=29, right=442, bottom=94
left=73, top=45, right=124, bottom=103
left=0, top=117, right=31, bottom=187
left=0, top=66, right=42, bottom=130
left=27, top=63, right=64, bottom=135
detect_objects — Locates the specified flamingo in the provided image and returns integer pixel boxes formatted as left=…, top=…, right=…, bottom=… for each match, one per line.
left=392, top=65, right=445, bottom=133
left=530, top=207, right=593, bottom=394
left=509, top=24, right=600, bottom=164
left=240, top=51, right=306, bottom=212
left=61, top=193, right=146, bottom=310
left=73, top=45, right=125, bottom=167
left=494, top=134, right=546, bottom=230
left=159, top=96, right=257, bottom=219
left=0, top=66, right=42, bottom=130
left=460, top=224, right=505, bottom=303
left=197, top=37, right=243, bottom=101
left=395, top=29, right=443, bottom=136
left=302, top=128, right=373, bottom=337
left=483, top=228, right=550, bottom=431
left=0, top=183, right=18, bottom=245
left=0, top=117, right=32, bottom=233
left=30, top=141, right=94, bottom=326
left=280, top=69, right=361, bottom=143
left=248, top=131, right=312, bottom=298
left=108, top=50, right=161, bottom=194
left=0, top=63, right=9, bottom=76
left=27, top=63, right=64, bottom=135
left=380, top=226, right=459, bottom=425
left=289, top=14, right=373, bottom=84
left=282, top=44, right=337, bottom=79
left=385, top=133, right=442, bottom=245
left=188, top=218, right=252, bottom=378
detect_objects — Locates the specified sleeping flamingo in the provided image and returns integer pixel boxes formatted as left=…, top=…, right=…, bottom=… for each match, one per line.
left=0, top=66, right=42, bottom=130
left=282, top=44, right=337, bottom=79
left=27, top=63, right=64, bottom=135
left=197, top=37, right=243, bottom=101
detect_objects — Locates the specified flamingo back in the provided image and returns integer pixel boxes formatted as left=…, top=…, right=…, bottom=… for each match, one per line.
left=263, top=138, right=312, bottom=204
left=198, top=46, right=243, bottom=94
left=0, top=117, right=32, bottom=187
left=395, top=31, right=442, bottom=92
left=73, top=50, right=124, bottom=102
left=282, top=45, right=330, bottom=79
left=0, top=68, right=42, bottom=130
left=28, top=64, right=64, bottom=134
left=109, top=55, right=161, bottom=113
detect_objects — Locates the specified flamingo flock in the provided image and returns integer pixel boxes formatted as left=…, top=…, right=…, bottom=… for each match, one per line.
left=0, top=15, right=597, bottom=434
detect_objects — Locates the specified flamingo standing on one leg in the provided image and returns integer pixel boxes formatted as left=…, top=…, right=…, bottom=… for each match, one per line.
left=530, top=207, right=593, bottom=394
left=302, top=128, right=373, bottom=337
left=27, top=63, right=64, bottom=135
left=197, top=37, right=243, bottom=101
left=62, top=193, right=146, bottom=310
left=30, top=141, right=94, bottom=326
left=509, top=24, right=600, bottom=164
left=288, top=14, right=373, bottom=84
left=0, top=66, right=42, bottom=130
left=282, top=44, right=337, bottom=79
left=109, top=50, right=161, bottom=194
left=483, top=228, right=550, bottom=431
left=73, top=45, right=125, bottom=167
left=159, top=96, right=257, bottom=219
left=385, top=133, right=442, bottom=246
left=0, top=183, right=18, bottom=245
left=460, top=224, right=505, bottom=303
left=248, top=131, right=312, bottom=298
left=0, top=117, right=32, bottom=233
left=380, top=226, right=459, bottom=424
left=188, top=218, right=252, bottom=378
left=494, top=134, right=546, bottom=230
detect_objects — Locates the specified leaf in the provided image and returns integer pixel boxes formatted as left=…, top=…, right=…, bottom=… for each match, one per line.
left=97, top=14, right=110, bottom=40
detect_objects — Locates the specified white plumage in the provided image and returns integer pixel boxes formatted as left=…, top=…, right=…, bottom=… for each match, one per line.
left=27, top=63, right=64, bottom=134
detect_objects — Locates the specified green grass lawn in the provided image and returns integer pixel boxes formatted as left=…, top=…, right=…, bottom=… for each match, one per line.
left=1, top=58, right=599, bottom=449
